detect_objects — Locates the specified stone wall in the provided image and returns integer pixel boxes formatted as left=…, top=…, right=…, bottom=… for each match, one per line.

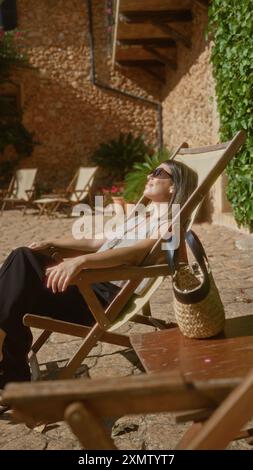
left=7, top=1, right=230, bottom=222
left=162, top=4, right=219, bottom=149
left=13, top=0, right=160, bottom=189
left=162, top=3, right=224, bottom=222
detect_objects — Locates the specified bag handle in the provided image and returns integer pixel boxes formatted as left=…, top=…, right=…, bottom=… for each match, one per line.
left=185, top=230, right=209, bottom=272
left=167, top=230, right=208, bottom=274
left=166, top=230, right=210, bottom=304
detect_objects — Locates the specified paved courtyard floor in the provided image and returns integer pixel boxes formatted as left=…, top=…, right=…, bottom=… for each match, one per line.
left=0, top=210, right=253, bottom=450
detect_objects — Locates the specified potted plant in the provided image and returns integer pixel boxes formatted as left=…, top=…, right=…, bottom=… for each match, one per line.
left=101, top=184, right=126, bottom=210
left=91, top=132, right=152, bottom=181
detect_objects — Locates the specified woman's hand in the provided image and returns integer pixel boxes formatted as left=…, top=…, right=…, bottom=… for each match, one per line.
left=45, top=257, right=85, bottom=293
left=28, top=241, right=52, bottom=251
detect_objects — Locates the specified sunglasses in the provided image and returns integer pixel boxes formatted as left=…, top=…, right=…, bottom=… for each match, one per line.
left=148, top=168, right=173, bottom=180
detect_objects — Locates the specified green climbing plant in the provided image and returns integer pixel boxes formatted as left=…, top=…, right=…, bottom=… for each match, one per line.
left=208, top=0, right=253, bottom=230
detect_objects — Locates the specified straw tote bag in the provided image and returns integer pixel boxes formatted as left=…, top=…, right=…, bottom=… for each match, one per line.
left=167, top=230, right=225, bottom=339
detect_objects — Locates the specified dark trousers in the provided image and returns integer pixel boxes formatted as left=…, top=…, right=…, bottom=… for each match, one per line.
left=0, top=247, right=119, bottom=382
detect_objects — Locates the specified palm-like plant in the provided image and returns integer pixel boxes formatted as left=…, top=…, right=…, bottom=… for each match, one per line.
left=91, top=132, right=151, bottom=180
left=123, top=148, right=171, bottom=202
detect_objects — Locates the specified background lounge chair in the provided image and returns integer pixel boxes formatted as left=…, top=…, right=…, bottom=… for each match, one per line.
left=0, top=168, right=37, bottom=215
left=23, top=131, right=246, bottom=381
left=33, top=166, right=98, bottom=217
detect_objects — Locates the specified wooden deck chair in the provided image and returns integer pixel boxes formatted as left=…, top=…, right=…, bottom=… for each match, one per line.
left=0, top=168, right=37, bottom=215
left=23, top=131, right=246, bottom=381
left=129, top=314, right=253, bottom=449
left=3, top=363, right=253, bottom=450
left=33, top=167, right=98, bottom=217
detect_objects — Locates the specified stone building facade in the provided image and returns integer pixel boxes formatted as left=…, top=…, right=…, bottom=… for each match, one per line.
left=163, top=5, right=217, bottom=149
left=7, top=0, right=160, bottom=189
left=162, top=2, right=233, bottom=227
left=1, top=0, right=237, bottom=227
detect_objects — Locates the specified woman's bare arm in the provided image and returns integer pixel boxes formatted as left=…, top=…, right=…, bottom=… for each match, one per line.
left=45, top=239, right=156, bottom=293
left=52, top=236, right=105, bottom=252
left=29, top=234, right=106, bottom=255
left=80, top=238, right=156, bottom=269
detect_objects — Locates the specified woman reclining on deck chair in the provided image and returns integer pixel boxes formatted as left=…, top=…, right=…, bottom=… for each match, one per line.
left=0, top=161, right=197, bottom=388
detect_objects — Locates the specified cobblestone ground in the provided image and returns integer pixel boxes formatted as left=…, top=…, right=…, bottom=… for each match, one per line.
left=0, top=211, right=253, bottom=450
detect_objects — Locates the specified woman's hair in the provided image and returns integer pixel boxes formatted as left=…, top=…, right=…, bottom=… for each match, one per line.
left=163, top=160, right=198, bottom=208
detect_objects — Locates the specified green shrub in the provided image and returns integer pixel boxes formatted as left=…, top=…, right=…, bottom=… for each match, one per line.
left=0, top=122, right=35, bottom=156
left=208, top=0, right=253, bottom=229
left=91, top=132, right=152, bottom=180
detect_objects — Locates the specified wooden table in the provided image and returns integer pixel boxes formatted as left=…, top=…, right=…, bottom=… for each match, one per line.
left=130, top=315, right=253, bottom=381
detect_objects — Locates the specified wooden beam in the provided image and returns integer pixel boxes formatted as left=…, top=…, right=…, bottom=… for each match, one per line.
left=141, top=66, right=166, bottom=84
left=185, top=368, right=253, bottom=450
left=152, top=21, right=191, bottom=48
left=117, top=22, right=191, bottom=49
left=121, top=10, right=193, bottom=23
left=78, top=264, right=171, bottom=284
left=65, top=402, right=116, bottom=450
left=120, top=0, right=192, bottom=12
left=115, top=46, right=176, bottom=71
left=113, top=1, right=193, bottom=67
left=144, top=46, right=177, bottom=70
left=24, top=315, right=131, bottom=347
left=117, top=22, right=189, bottom=41
left=117, top=37, right=176, bottom=47
left=117, top=59, right=165, bottom=68
left=116, top=46, right=176, bottom=63
left=4, top=371, right=240, bottom=424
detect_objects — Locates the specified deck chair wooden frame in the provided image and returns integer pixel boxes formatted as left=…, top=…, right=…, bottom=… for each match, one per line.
left=0, top=168, right=37, bottom=215
left=33, top=167, right=98, bottom=217
left=23, top=131, right=246, bottom=381
left=129, top=313, right=253, bottom=449
left=3, top=366, right=253, bottom=449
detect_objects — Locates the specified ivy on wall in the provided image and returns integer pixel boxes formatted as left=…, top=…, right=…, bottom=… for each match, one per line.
left=208, top=0, right=253, bottom=230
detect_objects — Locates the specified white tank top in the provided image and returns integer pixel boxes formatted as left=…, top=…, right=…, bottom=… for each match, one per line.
left=97, top=210, right=167, bottom=295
